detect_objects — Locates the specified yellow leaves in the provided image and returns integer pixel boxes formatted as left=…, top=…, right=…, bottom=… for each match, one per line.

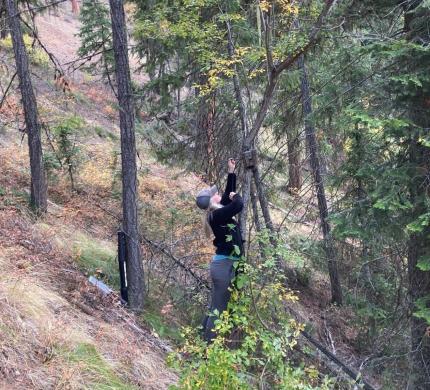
left=249, top=68, right=266, bottom=79
left=283, top=290, right=299, bottom=303
left=289, top=318, right=305, bottom=338
left=278, top=0, right=299, bottom=15
left=194, top=47, right=252, bottom=95
left=344, top=138, right=353, bottom=154
left=260, top=0, right=271, bottom=13
left=260, top=0, right=299, bottom=15
left=305, top=365, right=320, bottom=382
left=159, top=19, right=171, bottom=37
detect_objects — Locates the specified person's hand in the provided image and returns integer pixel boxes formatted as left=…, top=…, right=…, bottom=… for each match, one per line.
left=228, top=158, right=236, bottom=173
left=229, top=192, right=236, bottom=200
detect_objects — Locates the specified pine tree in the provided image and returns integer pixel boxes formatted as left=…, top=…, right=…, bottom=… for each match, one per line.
left=5, top=0, right=47, bottom=212
left=109, top=0, right=145, bottom=312
left=77, top=0, right=114, bottom=79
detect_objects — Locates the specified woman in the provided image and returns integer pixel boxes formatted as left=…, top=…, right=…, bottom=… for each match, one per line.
left=196, top=158, right=244, bottom=342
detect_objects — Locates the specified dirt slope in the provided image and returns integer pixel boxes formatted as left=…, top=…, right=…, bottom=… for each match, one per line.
left=0, top=2, right=179, bottom=389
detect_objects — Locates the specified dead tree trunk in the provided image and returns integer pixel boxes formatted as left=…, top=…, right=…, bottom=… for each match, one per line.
left=299, top=54, right=343, bottom=305
left=109, top=0, right=144, bottom=312
left=6, top=0, right=47, bottom=213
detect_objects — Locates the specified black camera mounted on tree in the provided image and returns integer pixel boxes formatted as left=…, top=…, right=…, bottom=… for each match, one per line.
left=243, top=149, right=258, bottom=170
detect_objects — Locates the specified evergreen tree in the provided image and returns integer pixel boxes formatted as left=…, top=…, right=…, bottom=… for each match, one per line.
left=109, top=0, right=145, bottom=312
left=77, top=0, right=114, bottom=80
left=5, top=0, right=47, bottom=212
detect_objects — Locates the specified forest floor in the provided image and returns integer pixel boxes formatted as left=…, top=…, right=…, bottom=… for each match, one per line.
left=0, top=2, right=375, bottom=389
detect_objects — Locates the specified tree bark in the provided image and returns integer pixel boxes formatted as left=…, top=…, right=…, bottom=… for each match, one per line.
left=406, top=106, right=430, bottom=390
left=0, top=0, right=7, bottom=39
left=286, top=127, right=302, bottom=193
left=408, top=136, right=430, bottom=388
left=109, top=0, right=145, bottom=312
left=6, top=0, right=47, bottom=213
left=299, top=53, right=343, bottom=305
left=408, top=227, right=430, bottom=389
left=71, top=0, right=80, bottom=14
left=402, top=3, right=430, bottom=386
left=253, top=165, right=274, bottom=234
left=225, top=19, right=252, bottom=243
left=250, top=181, right=262, bottom=233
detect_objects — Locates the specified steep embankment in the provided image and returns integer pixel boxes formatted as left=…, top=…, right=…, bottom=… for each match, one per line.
left=0, top=205, right=177, bottom=389
left=0, top=3, right=182, bottom=389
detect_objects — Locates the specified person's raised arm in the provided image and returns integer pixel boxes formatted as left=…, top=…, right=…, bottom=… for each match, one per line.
left=214, top=192, right=243, bottom=223
left=221, top=158, right=237, bottom=206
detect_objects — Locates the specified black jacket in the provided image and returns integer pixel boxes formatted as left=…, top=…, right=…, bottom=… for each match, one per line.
left=209, top=173, right=244, bottom=257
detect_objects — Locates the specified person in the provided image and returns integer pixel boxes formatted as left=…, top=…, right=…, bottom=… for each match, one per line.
left=195, top=158, right=244, bottom=342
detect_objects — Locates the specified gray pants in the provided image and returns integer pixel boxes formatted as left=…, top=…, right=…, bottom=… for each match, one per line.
left=202, top=259, right=236, bottom=342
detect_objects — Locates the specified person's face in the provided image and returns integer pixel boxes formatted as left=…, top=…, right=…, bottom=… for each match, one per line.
left=211, top=192, right=221, bottom=204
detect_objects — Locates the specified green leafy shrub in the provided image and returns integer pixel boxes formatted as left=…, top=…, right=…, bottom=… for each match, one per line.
left=168, top=234, right=334, bottom=389
left=48, top=115, right=85, bottom=190
left=73, top=234, right=119, bottom=288
left=0, top=34, right=49, bottom=67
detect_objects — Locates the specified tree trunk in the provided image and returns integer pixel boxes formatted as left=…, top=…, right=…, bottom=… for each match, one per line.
left=407, top=128, right=430, bottom=390
left=195, top=93, right=217, bottom=181
left=109, top=0, right=145, bottom=312
left=286, top=126, right=302, bottom=193
left=1, top=0, right=8, bottom=39
left=206, top=93, right=216, bottom=182
left=299, top=53, right=343, bottom=305
left=239, top=168, right=252, bottom=243
left=408, top=136, right=430, bottom=387
left=408, top=228, right=430, bottom=389
left=402, top=3, right=430, bottom=386
left=225, top=19, right=252, bottom=243
left=250, top=181, right=262, bottom=233
left=6, top=0, right=47, bottom=213
left=253, top=165, right=274, bottom=233
left=71, top=0, right=80, bottom=14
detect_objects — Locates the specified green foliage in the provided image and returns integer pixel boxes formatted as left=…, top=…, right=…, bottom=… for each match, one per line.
left=0, top=34, right=49, bottom=67
left=43, top=150, right=62, bottom=183
left=49, top=115, right=85, bottom=189
left=73, top=234, right=119, bottom=289
left=413, top=297, right=430, bottom=324
left=141, top=296, right=183, bottom=343
left=60, top=343, right=136, bottom=390
left=77, top=0, right=114, bottom=78
left=168, top=231, right=335, bottom=389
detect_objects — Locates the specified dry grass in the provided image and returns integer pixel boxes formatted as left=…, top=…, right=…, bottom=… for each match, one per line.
left=0, top=194, right=177, bottom=389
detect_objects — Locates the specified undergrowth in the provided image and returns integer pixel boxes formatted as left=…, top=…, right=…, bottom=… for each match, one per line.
left=72, top=234, right=119, bottom=288
left=58, top=343, right=136, bottom=390
left=168, top=232, right=337, bottom=389
left=0, top=34, right=49, bottom=67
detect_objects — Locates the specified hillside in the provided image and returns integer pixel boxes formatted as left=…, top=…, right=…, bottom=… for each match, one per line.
left=0, top=3, right=182, bottom=389
left=2, top=1, right=427, bottom=389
